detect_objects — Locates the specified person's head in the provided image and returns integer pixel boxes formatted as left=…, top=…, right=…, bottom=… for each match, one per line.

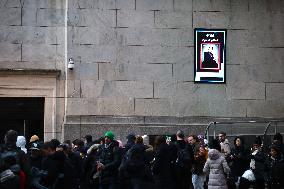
left=154, top=135, right=166, bottom=147
left=16, top=136, right=26, bottom=148
left=30, top=135, right=39, bottom=143
left=4, top=130, right=18, bottom=144
left=72, top=139, right=84, bottom=149
left=199, top=145, right=206, bottom=155
left=252, top=136, right=262, bottom=151
left=210, top=139, right=221, bottom=152
left=56, top=143, right=70, bottom=156
left=42, top=142, right=55, bottom=156
left=84, top=135, right=92, bottom=144
left=273, top=133, right=283, bottom=144
left=126, top=133, right=136, bottom=143
left=234, top=137, right=243, bottom=147
left=104, top=131, right=114, bottom=144
left=50, top=139, right=60, bottom=151
left=188, top=135, right=198, bottom=145
left=270, top=144, right=280, bottom=158
left=218, top=132, right=226, bottom=142
left=135, top=136, right=143, bottom=144
left=176, top=130, right=184, bottom=140
left=29, top=142, right=42, bottom=158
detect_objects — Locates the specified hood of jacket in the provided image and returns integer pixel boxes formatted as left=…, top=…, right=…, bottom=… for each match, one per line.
left=16, top=136, right=26, bottom=148
left=208, top=149, right=221, bottom=160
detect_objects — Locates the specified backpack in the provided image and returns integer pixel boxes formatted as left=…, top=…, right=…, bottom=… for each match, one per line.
left=176, top=148, right=191, bottom=168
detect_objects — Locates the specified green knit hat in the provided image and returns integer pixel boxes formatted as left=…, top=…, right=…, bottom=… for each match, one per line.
left=104, top=131, right=114, bottom=140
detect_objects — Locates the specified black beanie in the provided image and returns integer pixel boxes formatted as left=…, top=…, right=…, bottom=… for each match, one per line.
left=273, top=133, right=283, bottom=142
left=253, top=136, right=262, bottom=146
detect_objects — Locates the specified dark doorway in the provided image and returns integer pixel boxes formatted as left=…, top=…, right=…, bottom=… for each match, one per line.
left=0, top=97, right=44, bottom=144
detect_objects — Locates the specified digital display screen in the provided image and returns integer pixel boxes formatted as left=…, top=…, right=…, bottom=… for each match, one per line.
left=194, top=28, right=226, bottom=83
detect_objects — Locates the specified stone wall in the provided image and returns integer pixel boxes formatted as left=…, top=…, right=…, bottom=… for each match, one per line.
left=0, top=0, right=283, bottom=141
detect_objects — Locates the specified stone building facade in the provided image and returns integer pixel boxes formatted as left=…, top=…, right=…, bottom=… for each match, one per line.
left=0, top=0, right=283, bottom=142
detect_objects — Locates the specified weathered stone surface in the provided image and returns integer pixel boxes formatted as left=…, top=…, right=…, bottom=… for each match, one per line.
left=230, top=0, right=249, bottom=12
left=97, top=97, right=134, bottom=115
left=22, top=8, right=37, bottom=26
left=193, top=0, right=230, bottom=11
left=81, top=80, right=153, bottom=98
left=248, top=31, right=284, bottom=47
left=68, top=9, right=116, bottom=27
left=117, top=10, right=154, bottom=28
left=135, top=98, right=172, bottom=116
left=174, top=0, right=193, bottom=11
left=0, top=8, right=21, bottom=26
left=226, top=81, right=265, bottom=100
left=67, top=97, right=98, bottom=115
left=3, top=0, right=21, bottom=8
left=69, top=0, right=116, bottom=9
left=247, top=100, right=284, bottom=118
left=226, top=46, right=246, bottom=65
left=266, top=83, right=284, bottom=101
left=116, top=0, right=135, bottom=10
left=69, top=45, right=116, bottom=63
left=37, top=9, right=65, bottom=26
left=117, top=46, right=192, bottom=64
left=245, top=48, right=283, bottom=66
left=249, top=0, right=284, bottom=12
left=0, top=43, right=21, bottom=61
left=79, top=63, right=98, bottom=80
left=70, top=26, right=116, bottom=45
left=193, top=11, right=249, bottom=29
left=0, top=61, right=57, bottom=69
left=117, top=28, right=193, bottom=46
left=248, top=11, right=284, bottom=31
left=99, top=63, right=173, bottom=81
left=22, top=44, right=57, bottom=62
left=67, top=80, right=81, bottom=98
left=136, top=0, right=173, bottom=10
left=63, top=124, right=81, bottom=140
left=22, top=0, right=66, bottom=9
left=173, top=61, right=194, bottom=82
left=155, top=11, right=192, bottom=28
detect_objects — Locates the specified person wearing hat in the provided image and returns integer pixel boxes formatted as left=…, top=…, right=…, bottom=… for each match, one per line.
left=28, top=142, right=43, bottom=169
left=265, top=144, right=284, bottom=189
left=97, top=131, right=121, bottom=189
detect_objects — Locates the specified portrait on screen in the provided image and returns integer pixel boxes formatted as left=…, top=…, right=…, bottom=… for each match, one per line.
left=194, top=29, right=226, bottom=83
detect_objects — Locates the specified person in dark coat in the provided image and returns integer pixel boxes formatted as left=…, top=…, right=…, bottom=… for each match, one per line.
left=97, top=131, right=122, bottom=189
left=152, top=136, right=174, bottom=189
left=228, top=137, right=250, bottom=182
left=265, top=144, right=284, bottom=189
left=272, top=133, right=284, bottom=156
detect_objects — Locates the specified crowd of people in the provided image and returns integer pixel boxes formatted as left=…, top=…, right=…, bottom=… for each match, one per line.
left=0, top=129, right=284, bottom=189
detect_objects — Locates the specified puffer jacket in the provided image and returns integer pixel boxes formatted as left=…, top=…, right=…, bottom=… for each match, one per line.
left=203, top=149, right=230, bottom=189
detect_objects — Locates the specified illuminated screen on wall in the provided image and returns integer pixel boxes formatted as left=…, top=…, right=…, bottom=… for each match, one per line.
left=194, top=28, right=226, bottom=83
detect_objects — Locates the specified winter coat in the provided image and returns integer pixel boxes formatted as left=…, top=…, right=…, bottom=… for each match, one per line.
left=220, top=139, right=231, bottom=157
left=16, top=136, right=27, bottom=154
left=228, top=146, right=250, bottom=178
left=250, top=149, right=266, bottom=180
left=265, top=154, right=284, bottom=187
left=203, top=149, right=230, bottom=189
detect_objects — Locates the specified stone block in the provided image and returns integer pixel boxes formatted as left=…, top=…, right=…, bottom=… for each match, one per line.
left=193, top=0, right=230, bottom=11
left=68, top=9, right=116, bottom=27
left=99, top=63, right=173, bottom=81
left=193, top=11, right=249, bottom=29
left=249, top=0, right=284, bottom=12
left=227, top=30, right=249, bottom=47
left=69, top=45, right=116, bottom=63
left=116, top=0, right=135, bottom=10
left=22, top=0, right=66, bottom=9
left=22, top=8, right=37, bottom=26
left=22, top=26, right=59, bottom=44
left=63, top=124, right=81, bottom=141
left=174, top=0, right=193, bottom=11
left=80, top=115, right=145, bottom=124
left=248, top=31, right=284, bottom=47
left=55, top=97, right=65, bottom=132
left=69, top=0, right=116, bottom=9
left=173, top=61, right=194, bottom=81
left=266, top=83, right=284, bottom=101
left=226, top=46, right=246, bottom=65
left=136, top=0, right=173, bottom=10
left=67, top=97, right=98, bottom=115
left=248, top=12, right=284, bottom=31
left=155, top=11, right=192, bottom=28
left=0, top=43, right=21, bottom=61
left=22, top=44, right=57, bottom=62
left=247, top=100, right=284, bottom=118
left=117, top=46, right=192, bottom=64
left=226, top=81, right=265, bottom=100
left=79, top=63, right=98, bottom=80
left=117, top=28, right=193, bottom=46
left=207, top=99, right=247, bottom=117
left=67, top=80, right=81, bottom=98
left=97, top=97, right=134, bottom=115
left=117, top=10, right=154, bottom=28
left=37, top=9, right=65, bottom=26
left=135, top=98, right=171, bottom=116
left=4, top=0, right=21, bottom=8
left=0, top=61, right=57, bottom=70
left=0, top=26, right=22, bottom=43
left=245, top=47, right=283, bottom=66
left=230, top=0, right=249, bottom=12
left=70, top=26, right=116, bottom=45
left=81, top=80, right=153, bottom=98
left=0, top=8, right=21, bottom=26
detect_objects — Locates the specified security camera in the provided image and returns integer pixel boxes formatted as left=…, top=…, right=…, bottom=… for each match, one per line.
left=68, top=58, right=74, bottom=70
